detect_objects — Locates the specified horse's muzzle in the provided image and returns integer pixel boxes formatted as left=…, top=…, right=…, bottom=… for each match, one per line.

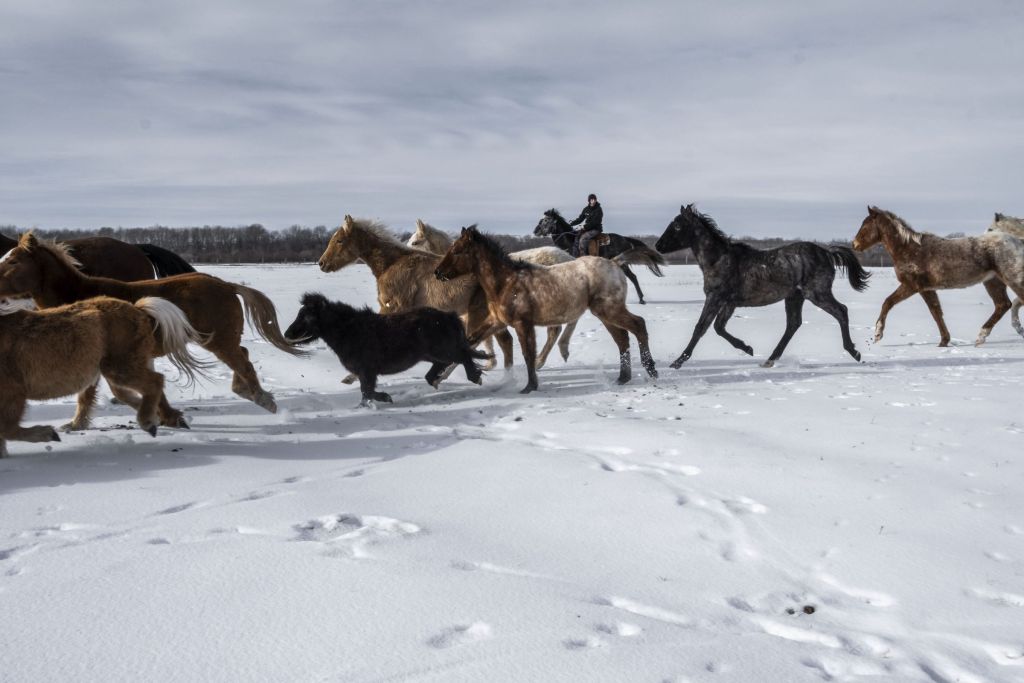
left=851, top=240, right=862, bottom=251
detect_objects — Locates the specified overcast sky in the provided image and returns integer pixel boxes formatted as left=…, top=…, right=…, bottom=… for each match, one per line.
left=1, top=1, right=1022, bottom=238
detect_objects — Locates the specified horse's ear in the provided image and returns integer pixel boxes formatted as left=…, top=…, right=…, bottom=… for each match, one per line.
left=19, top=232, right=37, bottom=248
left=460, top=227, right=469, bottom=236
left=415, top=219, right=426, bottom=233
left=867, top=205, right=878, bottom=215
left=343, top=215, right=354, bottom=229
left=995, top=212, right=1004, bottom=221
left=681, top=204, right=687, bottom=213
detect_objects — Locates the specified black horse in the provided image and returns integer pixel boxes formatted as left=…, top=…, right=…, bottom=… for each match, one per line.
left=284, top=293, right=491, bottom=404
left=533, top=209, right=665, bottom=304
left=655, top=204, right=870, bottom=368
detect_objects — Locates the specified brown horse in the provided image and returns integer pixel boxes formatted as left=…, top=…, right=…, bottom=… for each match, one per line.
left=435, top=226, right=657, bottom=393
left=0, top=232, right=194, bottom=280
left=852, top=207, right=1024, bottom=346
left=318, top=216, right=515, bottom=371
left=0, top=296, right=210, bottom=458
left=0, top=233, right=305, bottom=414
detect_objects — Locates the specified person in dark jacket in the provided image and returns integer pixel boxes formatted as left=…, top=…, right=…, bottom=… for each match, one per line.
left=570, top=193, right=603, bottom=257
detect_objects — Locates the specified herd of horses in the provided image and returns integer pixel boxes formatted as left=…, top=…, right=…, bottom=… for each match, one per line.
left=1, top=206, right=1023, bottom=457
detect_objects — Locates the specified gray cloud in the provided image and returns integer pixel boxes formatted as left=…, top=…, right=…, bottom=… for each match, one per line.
left=1, top=0, right=1022, bottom=238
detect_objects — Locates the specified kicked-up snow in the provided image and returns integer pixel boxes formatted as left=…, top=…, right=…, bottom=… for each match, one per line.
left=2, top=264, right=1023, bottom=682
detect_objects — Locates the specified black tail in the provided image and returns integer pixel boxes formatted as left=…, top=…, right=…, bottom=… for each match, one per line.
left=829, top=247, right=871, bottom=292
left=618, top=238, right=667, bottom=276
left=137, top=244, right=196, bottom=277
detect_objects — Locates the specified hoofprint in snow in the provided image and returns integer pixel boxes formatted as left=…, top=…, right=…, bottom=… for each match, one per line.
left=2, top=264, right=1023, bottom=683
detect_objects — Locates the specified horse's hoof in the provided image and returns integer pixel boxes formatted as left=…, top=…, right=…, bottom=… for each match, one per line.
left=519, top=384, right=537, bottom=394
left=743, top=346, right=754, bottom=356
left=560, top=350, right=570, bottom=362
left=144, top=424, right=158, bottom=438
left=850, top=350, right=862, bottom=362
left=255, top=393, right=278, bottom=413
left=341, top=374, right=357, bottom=385
left=374, top=393, right=393, bottom=403
left=938, top=340, right=950, bottom=348
left=163, top=415, right=191, bottom=429
left=760, top=360, right=776, bottom=368
left=61, top=421, right=86, bottom=433
left=639, top=300, right=646, bottom=305
left=646, top=367, right=658, bottom=379
left=48, top=428, right=61, bottom=442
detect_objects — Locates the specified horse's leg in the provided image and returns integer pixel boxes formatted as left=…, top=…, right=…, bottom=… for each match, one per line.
left=536, top=326, right=561, bottom=369
left=512, top=322, right=539, bottom=393
left=358, top=373, right=391, bottom=404
left=976, top=279, right=1012, bottom=346
left=104, top=366, right=165, bottom=437
left=874, top=283, right=915, bottom=343
left=212, top=344, right=277, bottom=413
left=598, top=321, right=633, bottom=384
left=557, top=320, right=577, bottom=361
left=591, top=299, right=657, bottom=380
left=762, top=294, right=804, bottom=368
left=494, top=328, right=514, bottom=370
left=107, top=369, right=188, bottom=428
left=621, top=265, right=645, bottom=304
left=1012, top=298, right=1024, bottom=338
left=64, top=381, right=100, bottom=431
left=918, top=291, right=950, bottom=347
left=0, top=388, right=59, bottom=446
left=806, top=290, right=860, bottom=361
left=712, top=304, right=754, bottom=356
left=670, top=296, right=723, bottom=368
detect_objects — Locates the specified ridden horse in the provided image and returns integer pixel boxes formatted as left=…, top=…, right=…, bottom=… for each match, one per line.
left=285, top=293, right=490, bottom=404
left=318, top=216, right=515, bottom=373
left=853, top=206, right=1024, bottom=347
left=0, top=296, right=210, bottom=457
left=434, top=226, right=657, bottom=393
left=533, top=209, right=666, bottom=304
left=987, top=212, right=1024, bottom=334
left=0, top=232, right=194, bottom=280
left=656, top=204, right=868, bottom=368
left=0, top=233, right=304, bottom=416
left=407, top=218, right=577, bottom=367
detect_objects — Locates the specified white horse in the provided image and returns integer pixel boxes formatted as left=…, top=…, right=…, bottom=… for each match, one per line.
left=987, top=212, right=1024, bottom=335
left=408, top=219, right=578, bottom=367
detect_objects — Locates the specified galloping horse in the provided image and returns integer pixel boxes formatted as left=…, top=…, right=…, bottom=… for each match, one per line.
left=656, top=204, right=868, bottom=368
left=0, top=295, right=209, bottom=457
left=852, top=206, right=1024, bottom=346
left=987, top=212, right=1024, bottom=334
left=435, top=226, right=657, bottom=393
left=318, top=216, right=515, bottom=372
left=0, top=233, right=304, bottom=415
left=407, top=219, right=577, bottom=367
left=533, top=209, right=666, bottom=304
left=0, top=232, right=194, bottom=280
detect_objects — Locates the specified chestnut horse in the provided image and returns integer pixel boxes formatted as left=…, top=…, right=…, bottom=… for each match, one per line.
left=0, top=232, right=194, bottom=280
left=435, top=226, right=657, bottom=393
left=852, top=207, right=1024, bottom=346
left=0, top=233, right=304, bottom=414
left=0, top=296, right=210, bottom=458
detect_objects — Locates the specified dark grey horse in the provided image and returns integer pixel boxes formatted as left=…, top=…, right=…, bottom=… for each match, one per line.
left=533, top=209, right=665, bottom=304
left=655, top=204, right=870, bottom=368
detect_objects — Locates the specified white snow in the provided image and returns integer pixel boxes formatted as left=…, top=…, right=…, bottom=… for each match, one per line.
left=2, top=264, right=1023, bottom=682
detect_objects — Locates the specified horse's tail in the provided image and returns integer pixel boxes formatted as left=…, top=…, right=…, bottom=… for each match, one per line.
left=137, top=244, right=197, bottom=277
left=828, top=246, right=871, bottom=292
left=231, top=284, right=309, bottom=357
left=615, top=238, right=667, bottom=276
left=135, top=297, right=216, bottom=388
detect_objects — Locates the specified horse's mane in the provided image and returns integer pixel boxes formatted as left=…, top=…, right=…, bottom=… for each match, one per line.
left=468, top=227, right=536, bottom=271
left=22, top=233, right=83, bottom=269
left=544, top=209, right=571, bottom=227
left=347, top=218, right=418, bottom=252
left=876, top=209, right=924, bottom=245
left=687, top=206, right=732, bottom=246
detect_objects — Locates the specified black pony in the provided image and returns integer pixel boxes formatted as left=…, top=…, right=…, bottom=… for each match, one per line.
left=655, top=204, right=870, bottom=368
left=284, top=293, right=491, bottom=404
left=533, top=209, right=665, bottom=304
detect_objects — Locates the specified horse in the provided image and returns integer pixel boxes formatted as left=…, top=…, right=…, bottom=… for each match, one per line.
left=0, top=233, right=304, bottom=415
left=0, top=232, right=194, bottom=280
left=435, top=226, right=657, bottom=393
left=656, top=204, right=868, bottom=368
left=852, top=207, right=1024, bottom=347
left=285, top=293, right=490, bottom=404
left=407, top=218, right=577, bottom=367
left=533, top=209, right=666, bottom=304
left=987, top=212, right=1024, bottom=334
left=0, top=295, right=210, bottom=458
left=318, top=215, right=516, bottom=373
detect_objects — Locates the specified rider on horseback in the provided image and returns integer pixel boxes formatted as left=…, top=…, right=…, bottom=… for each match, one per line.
left=570, top=193, right=603, bottom=257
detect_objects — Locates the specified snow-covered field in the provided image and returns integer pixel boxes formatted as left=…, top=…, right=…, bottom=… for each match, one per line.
left=3, top=263, right=1023, bottom=683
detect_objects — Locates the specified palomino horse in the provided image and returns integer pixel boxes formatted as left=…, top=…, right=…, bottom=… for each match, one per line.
left=0, top=233, right=194, bottom=280
left=852, top=207, right=1024, bottom=346
left=318, top=216, right=515, bottom=372
left=533, top=209, right=666, bottom=304
left=987, top=212, right=1024, bottom=334
left=0, top=296, right=209, bottom=457
left=656, top=204, right=869, bottom=368
left=0, top=233, right=304, bottom=415
left=435, top=226, right=657, bottom=393
left=407, top=218, right=577, bottom=367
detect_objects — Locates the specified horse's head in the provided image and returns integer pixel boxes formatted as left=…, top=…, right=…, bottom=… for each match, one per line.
left=284, top=292, right=329, bottom=343
left=407, top=219, right=451, bottom=255
left=0, top=232, right=48, bottom=299
left=656, top=204, right=703, bottom=253
left=534, top=209, right=569, bottom=237
left=318, top=215, right=360, bottom=272
left=987, top=212, right=1024, bottom=238
left=852, top=206, right=887, bottom=251
left=434, top=226, right=479, bottom=281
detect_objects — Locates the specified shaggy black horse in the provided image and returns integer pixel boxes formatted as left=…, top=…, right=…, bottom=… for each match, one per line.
left=533, top=209, right=665, bottom=304
left=284, top=293, right=491, bottom=404
left=655, top=204, right=870, bottom=368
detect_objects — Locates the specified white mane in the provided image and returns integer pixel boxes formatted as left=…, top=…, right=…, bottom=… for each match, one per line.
left=347, top=218, right=416, bottom=251
left=882, top=210, right=924, bottom=245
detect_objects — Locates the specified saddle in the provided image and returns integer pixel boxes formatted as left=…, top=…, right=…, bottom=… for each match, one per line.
left=587, top=234, right=611, bottom=257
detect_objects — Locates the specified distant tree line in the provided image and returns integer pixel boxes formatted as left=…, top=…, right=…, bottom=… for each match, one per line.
left=0, top=223, right=895, bottom=266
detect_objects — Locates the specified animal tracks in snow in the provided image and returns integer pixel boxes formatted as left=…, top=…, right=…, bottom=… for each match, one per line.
left=426, top=622, right=493, bottom=649
left=293, top=514, right=422, bottom=559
